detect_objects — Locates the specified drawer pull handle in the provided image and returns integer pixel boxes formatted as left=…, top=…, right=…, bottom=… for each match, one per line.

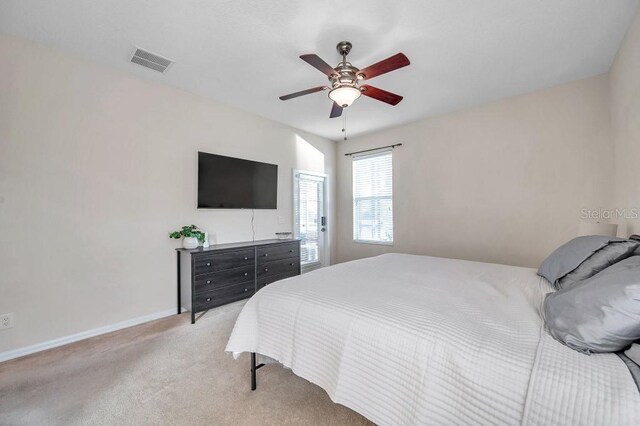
left=290, top=263, right=294, bottom=266
left=243, top=257, right=248, bottom=260
left=244, top=272, right=248, bottom=276
left=206, top=262, right=211, bottom=266
left=244, top=288, right=248, bottom=292
left=264, top=253, right=268, bottom=257
left=206, top=297, right=212, bottom=302
left=264, top=268, right=269, bottom=272
left=206, top=280, right=212, bottom=284
left=289, top=249, right=294, bottom=252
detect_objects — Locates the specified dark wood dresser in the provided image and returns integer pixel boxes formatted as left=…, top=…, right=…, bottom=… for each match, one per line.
left=176, top=239, right=301, bottom=323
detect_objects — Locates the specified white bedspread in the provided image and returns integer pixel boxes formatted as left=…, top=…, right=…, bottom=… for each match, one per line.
left=225, top=254, right=640, bottom=425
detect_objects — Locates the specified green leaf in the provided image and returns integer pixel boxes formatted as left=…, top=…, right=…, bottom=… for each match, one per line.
left=169, top=225, right=203, bottom=240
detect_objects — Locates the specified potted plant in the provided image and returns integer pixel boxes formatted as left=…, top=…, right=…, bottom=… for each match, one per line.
left=169, top=225, right=206, bottom=249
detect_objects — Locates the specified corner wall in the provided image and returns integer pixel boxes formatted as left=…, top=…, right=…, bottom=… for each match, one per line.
left=610, top=9, right=640, bottom=236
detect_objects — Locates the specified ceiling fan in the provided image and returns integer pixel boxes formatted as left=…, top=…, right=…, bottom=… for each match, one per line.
left=279, top=41, right=410, bottom=118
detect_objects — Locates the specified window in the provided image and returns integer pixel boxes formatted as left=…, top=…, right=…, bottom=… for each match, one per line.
left=352, top=150, right=393, bottom=244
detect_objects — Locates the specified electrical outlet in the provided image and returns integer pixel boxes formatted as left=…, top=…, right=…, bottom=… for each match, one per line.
left=0, top=313, right=14, bottom=330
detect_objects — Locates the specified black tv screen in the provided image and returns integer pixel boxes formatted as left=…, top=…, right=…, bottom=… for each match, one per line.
left=197, top=152, right=278, bottom=209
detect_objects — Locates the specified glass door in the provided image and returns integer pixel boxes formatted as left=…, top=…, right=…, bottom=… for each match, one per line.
left=293, top=171, right=326, bottom=271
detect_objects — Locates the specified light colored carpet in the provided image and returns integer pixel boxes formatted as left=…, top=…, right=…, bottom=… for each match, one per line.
left=0, top=301, right=372, bottom=425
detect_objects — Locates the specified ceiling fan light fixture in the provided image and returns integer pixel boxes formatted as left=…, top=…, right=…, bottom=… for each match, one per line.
left=328, top=86, right=361, bottom=107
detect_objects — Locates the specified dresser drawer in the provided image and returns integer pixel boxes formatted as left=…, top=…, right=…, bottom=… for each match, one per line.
left=257, top=258, right=300, bottom=278
left=257, top=270, right=299, bottom=290
left=194, top=282, right=253, bottom=311
left=193, top=248, right=255, bottom=276
left=179, top=239, right=302, bottom=324
left=256, top=242, right=300, bottom=265
left=194, top=265, right=254, bottom=291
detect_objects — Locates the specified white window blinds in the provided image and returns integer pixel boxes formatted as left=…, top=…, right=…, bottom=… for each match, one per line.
left=352, top=150, right=393, bottom=244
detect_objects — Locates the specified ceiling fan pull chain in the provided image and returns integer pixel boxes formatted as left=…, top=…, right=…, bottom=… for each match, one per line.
left=342, top=109, right=348, bottom=141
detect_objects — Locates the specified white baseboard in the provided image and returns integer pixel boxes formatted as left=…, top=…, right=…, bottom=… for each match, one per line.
left=0, top=308, right=185, bottom=363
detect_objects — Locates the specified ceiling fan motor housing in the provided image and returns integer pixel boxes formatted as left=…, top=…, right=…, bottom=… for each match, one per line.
left=330, top=64, right=360, bottom=87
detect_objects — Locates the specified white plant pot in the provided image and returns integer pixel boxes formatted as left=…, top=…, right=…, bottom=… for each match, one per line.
left=182, top=237, right=199, bottom=249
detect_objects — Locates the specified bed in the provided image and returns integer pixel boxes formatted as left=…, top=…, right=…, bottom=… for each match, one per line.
left=225, top=253, right=640, bottom=425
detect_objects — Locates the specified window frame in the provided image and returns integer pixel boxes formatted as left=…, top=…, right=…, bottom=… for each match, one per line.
left=293, top=169, right=328, bottom=271
left=352, top=150, right=394, bottom=246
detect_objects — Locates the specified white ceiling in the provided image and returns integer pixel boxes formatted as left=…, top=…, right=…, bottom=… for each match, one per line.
left=1, top=1, right=638, bottom=141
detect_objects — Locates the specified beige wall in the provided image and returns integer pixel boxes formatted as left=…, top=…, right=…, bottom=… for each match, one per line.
left=0, top=35, right=336, bottom=354
left=611, top=9, right=640, bottom=237
left=336, top=75, right=614, bottom=268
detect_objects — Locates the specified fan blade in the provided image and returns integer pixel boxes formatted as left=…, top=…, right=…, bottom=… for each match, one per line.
left=300, top=54, right=338, bottom=77
left=357, top=53, right=410, bottom=80
left=279, top=86, right=327, bottom=101
left=330, top=102, right=343, bottom=118
left=360, top=85, right=403, bottom=106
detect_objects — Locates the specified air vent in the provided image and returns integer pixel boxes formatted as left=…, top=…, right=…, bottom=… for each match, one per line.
left=130, top=48, right=173, bottom=73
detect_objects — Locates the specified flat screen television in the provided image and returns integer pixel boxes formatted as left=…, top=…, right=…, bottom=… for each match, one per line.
left=197, top=152, right=278, bottom=209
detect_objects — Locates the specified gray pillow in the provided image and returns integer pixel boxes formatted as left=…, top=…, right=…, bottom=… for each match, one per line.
left=543, top=256, right=640, bottom=353
left=556, top=241, right=639, bottom=290
left=537, top=236, right=625, bottom=286
left=617, top=353, right=640, bottom=391
left=625, top=343, right=640, bottom=365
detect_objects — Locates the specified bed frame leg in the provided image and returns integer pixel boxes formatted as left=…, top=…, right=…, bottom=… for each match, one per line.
left=251, top=353, right=257, bottom=391
left=250, top=352, right=265, bottom=391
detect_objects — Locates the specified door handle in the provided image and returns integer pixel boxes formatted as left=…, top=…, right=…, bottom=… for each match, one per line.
left=321, top=228, right=326, bottom=232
